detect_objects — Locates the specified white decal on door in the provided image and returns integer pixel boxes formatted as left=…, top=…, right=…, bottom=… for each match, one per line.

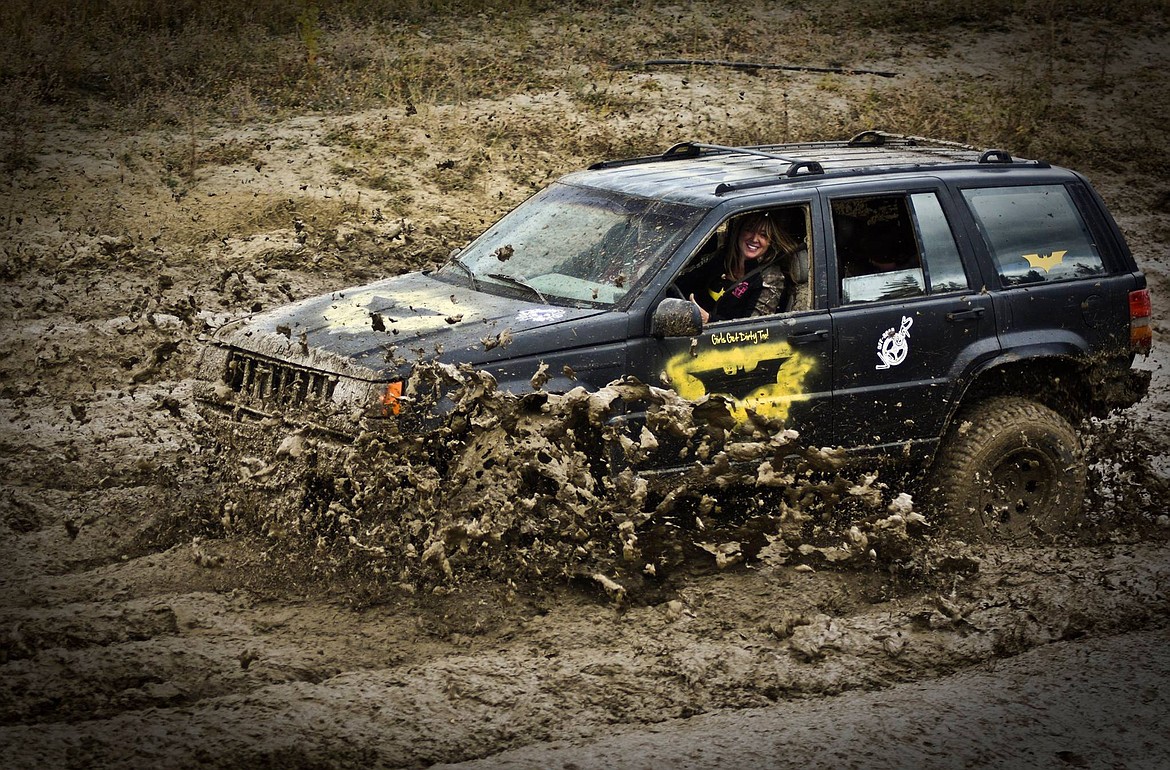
left=875, top=316, right=914, bottom=370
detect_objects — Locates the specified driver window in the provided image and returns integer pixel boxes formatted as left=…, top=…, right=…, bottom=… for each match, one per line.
left=675, top=204, right=813, bottom=324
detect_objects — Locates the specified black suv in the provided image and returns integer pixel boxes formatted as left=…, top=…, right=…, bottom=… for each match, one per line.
left=196, top=132, right=1152, bottom=542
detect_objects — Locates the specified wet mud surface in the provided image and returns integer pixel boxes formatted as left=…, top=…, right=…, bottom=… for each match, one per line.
left=3, top=10, right=1170, bottom=768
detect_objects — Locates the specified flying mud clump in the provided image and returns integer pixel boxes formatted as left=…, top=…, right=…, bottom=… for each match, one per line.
left=201, top=362, right=933, bottom=600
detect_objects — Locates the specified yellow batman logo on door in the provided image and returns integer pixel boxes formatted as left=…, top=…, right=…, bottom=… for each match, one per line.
left=664, top=341, right=815, bottom=423
left=1023, top=250, right=1067, bottom=273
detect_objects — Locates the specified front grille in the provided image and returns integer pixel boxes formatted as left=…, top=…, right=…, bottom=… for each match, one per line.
left=224, top=350, right=337, bottom=406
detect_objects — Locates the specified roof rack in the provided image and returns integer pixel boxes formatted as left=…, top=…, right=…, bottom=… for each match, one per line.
left=846, top=130, right=1015, bottom=162
left=590, top=131, right=1034, bottom=196
left=846, top=130, right=973, bottom=150
left=590, top=140, right=825, bottom=177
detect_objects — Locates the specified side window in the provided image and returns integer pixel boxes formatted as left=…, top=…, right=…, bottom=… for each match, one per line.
left=910, top=192, right=968, bottom=293
left=833, top=193, right=968, bottom=304
left=833, top=196, right=925, bottom=304
left=766, top=204, right=813, bottom=315
left=675, top=203, right=814, bottom=321
left=961, top=185, right=1105, bottom=286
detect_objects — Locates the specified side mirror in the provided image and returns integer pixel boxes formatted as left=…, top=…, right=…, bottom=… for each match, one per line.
left=651, top=297, right=703, bottom=337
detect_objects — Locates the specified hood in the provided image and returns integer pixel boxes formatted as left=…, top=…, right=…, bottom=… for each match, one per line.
left=211, top=271, right=606, bottom=380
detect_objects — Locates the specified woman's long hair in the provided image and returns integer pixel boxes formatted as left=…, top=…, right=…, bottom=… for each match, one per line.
left=723, top=211, right=798, bottom=281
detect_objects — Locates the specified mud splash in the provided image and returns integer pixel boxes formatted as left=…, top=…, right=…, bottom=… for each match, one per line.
left=203, top=362, right=940, bottom=600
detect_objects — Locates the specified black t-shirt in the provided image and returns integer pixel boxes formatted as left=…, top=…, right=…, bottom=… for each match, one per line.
left=680, top=257, right=767, bottom=323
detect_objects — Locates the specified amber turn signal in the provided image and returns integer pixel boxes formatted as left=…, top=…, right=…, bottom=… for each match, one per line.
left=381, top=381, right=403, bottom=416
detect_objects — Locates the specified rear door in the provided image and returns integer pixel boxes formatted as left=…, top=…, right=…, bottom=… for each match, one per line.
left=958, top=181, right=1132, bottom=359
left=826, top=184, right=1000, bottom=454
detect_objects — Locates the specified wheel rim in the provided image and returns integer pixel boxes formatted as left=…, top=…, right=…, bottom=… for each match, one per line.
left=976, top=447, right=1062, bottom=539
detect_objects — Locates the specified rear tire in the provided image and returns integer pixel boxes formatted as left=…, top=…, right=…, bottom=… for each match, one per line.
left=929, top=396, right=1086, bottom=544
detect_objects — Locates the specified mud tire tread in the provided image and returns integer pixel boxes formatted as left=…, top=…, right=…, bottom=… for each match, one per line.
left=930, top=396, right=1086, bottom=544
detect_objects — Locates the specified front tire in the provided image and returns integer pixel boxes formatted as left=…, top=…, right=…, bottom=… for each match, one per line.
left=929, top=396, right=1087, bottom=544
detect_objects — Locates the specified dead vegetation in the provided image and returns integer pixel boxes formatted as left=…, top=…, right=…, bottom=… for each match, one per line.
left=4, top=1, right=1169, bottom=165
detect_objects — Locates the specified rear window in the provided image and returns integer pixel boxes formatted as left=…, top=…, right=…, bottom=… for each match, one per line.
left=961, top=184, right=1105, bottom=286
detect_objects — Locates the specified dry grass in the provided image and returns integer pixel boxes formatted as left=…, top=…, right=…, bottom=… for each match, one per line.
left=2, top=0, right=1168, bottom=175
left=4, top=0, right=1157, bottom=116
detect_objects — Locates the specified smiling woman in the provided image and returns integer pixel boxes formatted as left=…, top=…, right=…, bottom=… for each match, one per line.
left=678, top=210, right=801, bottom=324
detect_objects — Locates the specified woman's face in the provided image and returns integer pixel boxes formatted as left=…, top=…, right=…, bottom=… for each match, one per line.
left=737, top=222, right=771, bottom=261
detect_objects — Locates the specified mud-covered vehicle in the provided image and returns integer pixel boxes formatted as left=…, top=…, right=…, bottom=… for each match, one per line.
left=196, top=132, right=1152, bottom=542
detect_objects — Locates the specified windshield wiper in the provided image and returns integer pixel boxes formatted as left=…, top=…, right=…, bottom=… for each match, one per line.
left=447, top=253, right=479, bottom=290
left=485, top=272, right=548, bottom=304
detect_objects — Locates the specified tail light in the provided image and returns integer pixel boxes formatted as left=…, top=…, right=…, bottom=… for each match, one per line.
left=1129, top=288, right=1152, bottom=355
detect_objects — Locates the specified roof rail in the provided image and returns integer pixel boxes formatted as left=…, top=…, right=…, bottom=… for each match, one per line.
left=978, top=148, right=1014, bottom=163
left=682, top=142, right=825, bottom=177
left=847, top=130, right=889, bottom=146
left=847, top=129, right=983, bottom=152
left=852, top=131, right=1025, bottom=167
left=589, top=133, right=1036, bottom=195
left=590, top=141, right=825, bottom=178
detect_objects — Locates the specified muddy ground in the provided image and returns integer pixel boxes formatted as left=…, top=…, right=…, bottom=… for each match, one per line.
left=2, top=5, right=1170, bottom=768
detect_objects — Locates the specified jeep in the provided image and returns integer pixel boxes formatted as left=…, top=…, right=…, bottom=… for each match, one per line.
left=195, top=131, right=1152, bottom=542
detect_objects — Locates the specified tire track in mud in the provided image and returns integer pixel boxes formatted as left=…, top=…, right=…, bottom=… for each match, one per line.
left=0, top=539, right=1166, bottom=768
left=3, top=369, right=1169, bottom=766
left=433, top=624, right=1170, bottom=769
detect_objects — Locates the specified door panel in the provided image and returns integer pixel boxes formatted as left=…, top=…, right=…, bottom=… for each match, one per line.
left=962, top=183, right=1132, bottom=356
left=629, top=199, right=835, bottom=459
left=826, top=188, right=1000, bottom=452
left=831, top=296, right=996, bottom=448
left=652, top=312, right=835, bottom=448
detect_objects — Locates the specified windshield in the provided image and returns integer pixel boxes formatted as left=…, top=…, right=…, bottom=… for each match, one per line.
left=439, top=182, right=705, bottom=307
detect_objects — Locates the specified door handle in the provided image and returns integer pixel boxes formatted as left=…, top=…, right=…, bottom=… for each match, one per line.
left=946, top=307, right=986, bottom=322
left=788, top=329, right=829, bottom=345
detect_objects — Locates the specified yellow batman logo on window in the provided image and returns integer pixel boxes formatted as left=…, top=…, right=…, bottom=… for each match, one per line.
left=1023, top=250, right=1067, bottom=273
